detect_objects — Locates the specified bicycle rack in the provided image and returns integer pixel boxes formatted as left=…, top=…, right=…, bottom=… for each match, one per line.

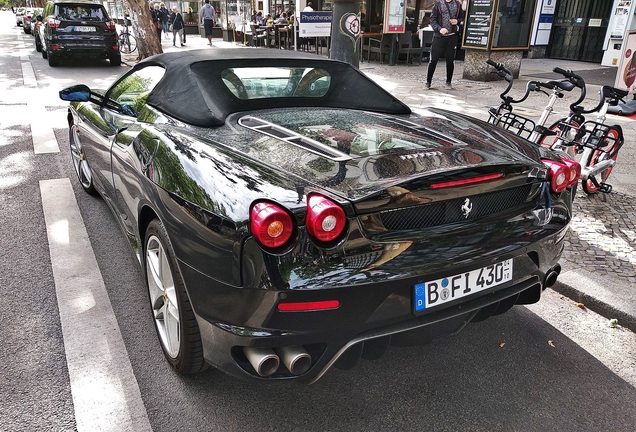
left=581, top=121, right=618, bottom=151
left=490, top=112, right=536, bottom=139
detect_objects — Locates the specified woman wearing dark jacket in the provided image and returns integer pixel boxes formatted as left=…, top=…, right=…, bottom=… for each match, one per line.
left=170, top=6, right=185, bottom=46
left=425, top=0, right=465, bottom=90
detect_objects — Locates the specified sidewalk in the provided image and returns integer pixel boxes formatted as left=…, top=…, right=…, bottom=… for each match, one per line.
left=125, top=37, right=636, bottom=332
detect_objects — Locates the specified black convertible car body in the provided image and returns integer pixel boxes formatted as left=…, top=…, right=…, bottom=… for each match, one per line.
left=60, top=50, right=580, bottom=383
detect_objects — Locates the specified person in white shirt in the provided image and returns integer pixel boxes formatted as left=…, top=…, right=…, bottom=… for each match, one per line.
left=303, top=2, right=314, bottom=12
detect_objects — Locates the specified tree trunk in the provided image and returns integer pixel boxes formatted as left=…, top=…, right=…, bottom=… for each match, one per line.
left=128, top=0, right=163, bottom=60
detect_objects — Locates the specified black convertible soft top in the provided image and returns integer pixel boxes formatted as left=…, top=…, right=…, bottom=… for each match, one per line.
left=140, top=49, right=411, bottom=127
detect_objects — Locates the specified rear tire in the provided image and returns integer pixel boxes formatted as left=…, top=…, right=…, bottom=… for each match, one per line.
left=109, top=54, right=121, bottom=66
left=48, top=54, right=60, bottom=67
left=581, top=127, right=621, bottom=195
left=35, top=35, right=42, bottom=52
left=42, top=47, right=48, bottom=59
left=144, top=219, right=206, bottom=374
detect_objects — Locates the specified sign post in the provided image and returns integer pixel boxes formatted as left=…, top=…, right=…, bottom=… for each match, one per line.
left=329, top=0, right=360, bottom=67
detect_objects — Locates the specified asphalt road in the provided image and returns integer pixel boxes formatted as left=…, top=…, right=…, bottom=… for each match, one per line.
left=1, top=11, right=635, bottom=432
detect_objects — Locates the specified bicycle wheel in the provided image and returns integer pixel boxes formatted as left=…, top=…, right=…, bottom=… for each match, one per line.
left=119, top=33, right=137, bottom=54
left=581, top=127, right=621, bottom=195
left=539, top=119, right=580, bottom=150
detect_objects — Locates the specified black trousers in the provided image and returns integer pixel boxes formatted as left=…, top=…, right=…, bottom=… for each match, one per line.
left=426, top=33, right=458, bottom=84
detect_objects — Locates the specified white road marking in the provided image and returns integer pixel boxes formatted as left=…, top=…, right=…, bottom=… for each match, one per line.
left=27, top=101, right=61, bottom=154
left=21, top=60, right=37, bottom=86
left=40, top=178, right=152, bottom=432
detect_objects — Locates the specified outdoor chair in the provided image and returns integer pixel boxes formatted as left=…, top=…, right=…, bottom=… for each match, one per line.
left=397, top=31, right=423, bottom=65
left=249, top=23, right=267, bottom=47
left=367, top=34, right=391, bottom=63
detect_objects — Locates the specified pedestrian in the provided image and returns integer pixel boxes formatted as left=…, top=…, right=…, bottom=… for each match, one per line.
left=303, top=2, right=314, bottom=12
left=159, top=3, right=170, bottom=38
left=425, top=0, right=465, bottom=90
left=152, top=3, right=162, bottom=42
left=170, top=6, right=185, bottom=47
left=200, top=0, right=216, bottom=46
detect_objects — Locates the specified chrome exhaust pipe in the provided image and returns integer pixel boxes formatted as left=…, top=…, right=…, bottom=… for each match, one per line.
left=243, top=347, right=280, bottom=377
left=544, top=264, right=561, bottom=288
left=276, top=346, right=312, bottom=376
left=580, top=159, right=616, bottom=181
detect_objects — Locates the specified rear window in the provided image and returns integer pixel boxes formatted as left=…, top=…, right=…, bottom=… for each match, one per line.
left=55, top=5, right=106, bottom=21
left=221, top=67, right=331, bottom=100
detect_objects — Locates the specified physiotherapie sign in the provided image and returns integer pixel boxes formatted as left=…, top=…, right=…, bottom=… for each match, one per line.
left=299, top=11, right=332, bottom=37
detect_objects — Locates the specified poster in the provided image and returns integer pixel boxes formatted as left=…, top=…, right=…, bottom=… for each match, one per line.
left=611, top=0, right=633, bottom=39
left=615, top=30, right=636, bottom=93
left=383, top=0, right=406, bottom=33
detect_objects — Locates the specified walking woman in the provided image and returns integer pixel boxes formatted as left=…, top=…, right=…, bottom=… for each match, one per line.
left=171, top=6, right=185, bottom=46
left=425, top=0, right=465, bottom=90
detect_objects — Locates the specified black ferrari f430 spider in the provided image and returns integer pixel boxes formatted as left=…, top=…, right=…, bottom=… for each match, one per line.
left=59, top=50, right=580, bottom=383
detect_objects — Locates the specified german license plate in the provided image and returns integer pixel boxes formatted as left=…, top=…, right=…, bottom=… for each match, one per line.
left=75, top=26, right=96, bottom=32
left=414, top=259, right=513, bottom=312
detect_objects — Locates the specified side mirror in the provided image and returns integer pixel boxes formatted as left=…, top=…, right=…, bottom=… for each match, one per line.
left=59, top=84, right=91, bottom=102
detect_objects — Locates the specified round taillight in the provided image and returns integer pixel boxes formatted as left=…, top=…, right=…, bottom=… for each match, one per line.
left=542, top=160, right=568, bottom=193
left=560, top=158, right=581, bottom=188
left=306, top=195, right=346, bottom=243
left=250, top=202, right=294, bottom=249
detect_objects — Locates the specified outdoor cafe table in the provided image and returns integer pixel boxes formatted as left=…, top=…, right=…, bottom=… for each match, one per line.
left=259, top=25, right=291, bottom=48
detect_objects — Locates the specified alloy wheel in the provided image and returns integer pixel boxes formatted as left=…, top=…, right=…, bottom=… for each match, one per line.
left=69, top=124, right=95, bottom=194
left=146, top=234, right=181, bottom=359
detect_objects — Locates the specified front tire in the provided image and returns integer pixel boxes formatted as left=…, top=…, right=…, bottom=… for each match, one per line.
left=35, top=34, right=42, bottom=52
left=144, top=219, right=206, bottom=374
left=539, top=119, right=580, bottom=154
left=69, top=122, right=97, bottom=195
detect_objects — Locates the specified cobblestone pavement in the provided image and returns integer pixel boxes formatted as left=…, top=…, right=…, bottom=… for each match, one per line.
left=563, top=191, right=636, bottom=283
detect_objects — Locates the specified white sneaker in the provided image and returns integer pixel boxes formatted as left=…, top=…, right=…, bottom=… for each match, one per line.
left=445, top=82, right=453, bottom=90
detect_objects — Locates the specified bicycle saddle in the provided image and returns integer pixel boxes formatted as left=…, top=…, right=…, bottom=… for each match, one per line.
left=545, top=80, right=575, bottom=91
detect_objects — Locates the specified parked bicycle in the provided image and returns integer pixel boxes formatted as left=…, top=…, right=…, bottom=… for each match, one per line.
left=486, top=60, right=583, bottom=142
left=486, top=60, right=627, bottom=195
left=538, top=72, right=628, bottom=194
left=118, top=16, right=137, bottom=54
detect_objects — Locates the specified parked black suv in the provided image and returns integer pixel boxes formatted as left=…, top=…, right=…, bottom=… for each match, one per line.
left=38, top=0, right=121, bottom=67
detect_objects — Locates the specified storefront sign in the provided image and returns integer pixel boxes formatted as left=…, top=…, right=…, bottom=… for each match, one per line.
left=462, top=0, right=495, bottom=49
left=383, top=0, right=406, bottom=33
left=541, top=0, right=555, bottom=14
left=299, top=11, right=332, bottom=37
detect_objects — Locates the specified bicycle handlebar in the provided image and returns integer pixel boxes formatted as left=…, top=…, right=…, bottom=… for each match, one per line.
left=485, top=59, right=515, bottom=102
left=579, top=85, right=629, bottom=115
left=550, top=67, right=586, bottom=112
